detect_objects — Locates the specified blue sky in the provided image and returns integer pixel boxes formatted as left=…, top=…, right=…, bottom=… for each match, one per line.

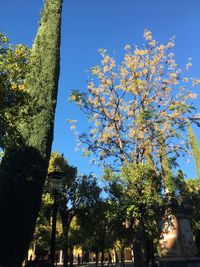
left=1, top=0, right=200, bottom=178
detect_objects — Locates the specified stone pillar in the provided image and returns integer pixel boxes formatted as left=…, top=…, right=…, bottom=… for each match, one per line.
left=159, top=199, right=200, bottom=267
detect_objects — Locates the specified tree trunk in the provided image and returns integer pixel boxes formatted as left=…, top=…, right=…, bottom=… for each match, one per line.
left=132, top=220, right=148, bottom=267
left=95, top=249, right=99, bottom=267
left=101, top=246, right=104, bottom=267
left=63, top=241, right=69, bottom=267
left=61, top=220, right=70, bottom=267
left=149, top=240, right=156, bottom=267
left=50, top=197, right=58, bottom=266
left=69, top=246, right=74, bottom=267
left=133, top=241, right=146, bottom=267
left=60, top=210, right=74, bottom=267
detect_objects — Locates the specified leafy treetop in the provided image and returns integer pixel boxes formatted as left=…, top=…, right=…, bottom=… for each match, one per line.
left=70, top=30, right=200, bottom=170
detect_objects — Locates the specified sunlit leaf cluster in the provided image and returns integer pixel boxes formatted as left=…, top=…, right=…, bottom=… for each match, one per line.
left=0, top=33, right=30, bottom=149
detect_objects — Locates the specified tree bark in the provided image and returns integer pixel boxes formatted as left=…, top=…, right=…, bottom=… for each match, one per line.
left=69, top=246, right=74, bottom=267
left=60, top=209, right=75, bottom=267
left=61, top=216, right=70, bottom=267
left=101, top=245, right=104, bottom=267
left=133, top=241, right=147, bottom=267
left=95, top=249, right=99, bottom=267
left=62, top=240, right=69, bottom=267
left=132, top=220, right=148, bottom=267
left=50, top=197, right=58, bottom=266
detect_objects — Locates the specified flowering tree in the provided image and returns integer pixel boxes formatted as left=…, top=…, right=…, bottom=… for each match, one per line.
left=70, top=30, right=199, bottom=171
left=70, top=32, right=200, bottom=267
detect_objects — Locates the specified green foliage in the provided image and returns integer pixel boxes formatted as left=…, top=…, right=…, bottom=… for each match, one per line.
left=0, top=1, right=63, bottom=266
left=0, top=33, right=30, bottom=149
left=34, top=152, right=103, bottom=267
left=32, top=193, right=53, bottom=253
left=104, top=164, right=165, bottom=267
left=187, top=125, right=200, bottom=178
left=67, top=217, right=82, bottom=248
left=119, top=163, right=163, bottom=240
left=32, top=190, right=63, bottom=255
left=21, top=0, right=63, bottom=158
left=48, top=151, right=69, bottom=173
left=185, top=179, right=200, bottom=254
left=32, top=151, right=75, bottom=259
left=69, top=90, right=84, bottom=102
left=77, top=199, right=118, bottom=258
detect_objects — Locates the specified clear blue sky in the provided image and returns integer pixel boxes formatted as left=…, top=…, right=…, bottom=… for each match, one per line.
left=1, top=0, right=200, bottom=178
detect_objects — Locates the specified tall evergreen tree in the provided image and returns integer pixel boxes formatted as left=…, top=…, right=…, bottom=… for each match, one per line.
left=0, top=1, right=63, bottom=266
left=188, top=125, right=200, bottom=178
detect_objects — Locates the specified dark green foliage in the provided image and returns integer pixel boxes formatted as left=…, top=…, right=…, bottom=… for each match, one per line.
left=77, top=199, right=117, bottom=267
left=33, top=152, right=102, bottom=267
left=105, top=164, right=164, bottom=267
left=59, top=174, right=101, bottom=267
left=32, top=185, right=63, bottom=257
left=108, top=164, right=164, bottom=241
left=187, top=125, right=200, bottom=178
left=0, top=147, right=46, bottom=266
left=157, top=133, right=175, bottom=192
left=21, top=0, right=63, bottom=158
left=0, top=1, right=63, bottom=266
left=186, top=179, right=200, bottom=254
left=186, top=126, right=200, bottom=252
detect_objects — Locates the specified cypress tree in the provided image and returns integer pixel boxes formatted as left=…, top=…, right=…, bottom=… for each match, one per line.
left=187, top=125, right=200, bottom=178
left=21, top=0, right=62, bottom=157
left=0, top=1, right=63, bottom=266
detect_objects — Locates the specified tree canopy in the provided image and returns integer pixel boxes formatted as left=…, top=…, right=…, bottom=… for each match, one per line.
left=0, top=33, right=30, bottom=149
left=70, top=30, right=199, bottom=170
